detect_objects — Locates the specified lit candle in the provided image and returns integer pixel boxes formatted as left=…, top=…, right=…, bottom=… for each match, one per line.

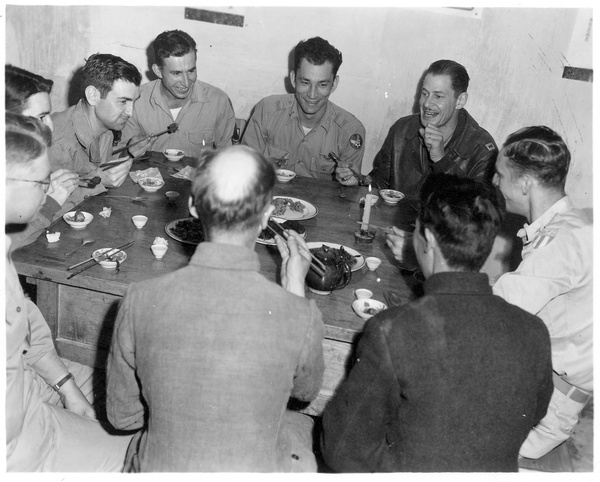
left=361, top=185, right=372, bottom=231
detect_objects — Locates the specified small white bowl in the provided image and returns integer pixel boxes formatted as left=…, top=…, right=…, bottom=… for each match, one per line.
left=365, top=257, right=382, bottom=271
left=93, top=248, right=127, bottom=269
left=354, top=288, right=373, bottom=300
left=275, top=168, right=296, bottom=183
left=165, top=190, right=180, bottom=202
left=163, top=149, right=185, bottom=162
left=379, top=189, right=405, bottom=205
left=151, top=244, right=168, bottom=259
left=63, top=211, right=93, bottom=230
left=139, top=177, right=164, bottom=192
left=132, top=215, right=148, bottom=229
left=352, top=299, right=388, bottom=320
left=360, top=195, right=379, bottom=206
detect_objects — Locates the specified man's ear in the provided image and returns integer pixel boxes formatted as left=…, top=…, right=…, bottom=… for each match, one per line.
left=188, top=196, right=198, bottom=219
left=259, top=204, right=275, bottom=230
left=424, top=227, right=437, bottom=253
left=330, top=75, right=339, bottom=95
left=289, top=70, right=296, bottom=90
left=152, top=64, right=163, bottom=79
left=455, top=92, right=468, bottom=110
left=521, top=173, right=533, bottom=195
left=85, top=86, right=101, bottom=106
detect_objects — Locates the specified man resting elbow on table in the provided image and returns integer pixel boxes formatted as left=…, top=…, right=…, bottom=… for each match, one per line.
left=49, top=53, right=154, bottom=197
left=106, top=145, right=324, bottom=472
left=320, top=174, right=553, bottom=472
left=5, top=114, right=134, bottom=472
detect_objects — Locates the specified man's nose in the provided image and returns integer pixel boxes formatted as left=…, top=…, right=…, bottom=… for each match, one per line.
left=44, top=116, right=54, bottom=132
left=181, top=73, right=190, bottom=88
left=492, top=173, right=499, bottom=186
left=125, top=102, right=134, bottom=116
left=308, top=85, right=318, bottom=99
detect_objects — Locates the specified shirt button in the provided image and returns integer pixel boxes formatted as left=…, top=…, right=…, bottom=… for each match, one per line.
left=16, top=307, right=21, bottom=312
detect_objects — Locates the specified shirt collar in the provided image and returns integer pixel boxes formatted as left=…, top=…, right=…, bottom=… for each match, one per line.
left=289, top=97, right=334, bottom=133
left=517, top=196, right=573, bottom=242
left=150, top=80, right=208, bottom=109
left=423, top=271, right=492, bottom=296
left=189, top=241, right=261, bottom=271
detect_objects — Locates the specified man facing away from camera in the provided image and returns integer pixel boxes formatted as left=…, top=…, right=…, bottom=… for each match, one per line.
left=118, top=29, right=235, bottom=158
left=492, top=126, right=593, bottom=460
left=242, top=36, right=366, bottom=184
left=367, top=59, right=498, bottom=199
left=106, top=145, right=324, bottom=472
left=321, top=174, right=553, bottom=472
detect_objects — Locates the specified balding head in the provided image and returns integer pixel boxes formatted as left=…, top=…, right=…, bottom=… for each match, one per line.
left=191, top=145, right=276, bottom=239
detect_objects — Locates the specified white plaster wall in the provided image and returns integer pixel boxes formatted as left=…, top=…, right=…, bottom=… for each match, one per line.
left=5, top=5, right=593, bottom=208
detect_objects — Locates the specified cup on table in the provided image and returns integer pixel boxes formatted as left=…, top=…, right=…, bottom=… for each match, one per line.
left=151, top=244, right=168, bottom=259
left=365, top=257, right=382, bottom=271
left=132, top=215, right=148, bottom=229
left=354, top=288, right=373, bottom=300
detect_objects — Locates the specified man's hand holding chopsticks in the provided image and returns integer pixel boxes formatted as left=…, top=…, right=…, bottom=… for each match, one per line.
left=275, top=230, right=311, bottom=298
left=126, top=133, right=156, bottom=158
left=99, top=157, right=133, bottom=188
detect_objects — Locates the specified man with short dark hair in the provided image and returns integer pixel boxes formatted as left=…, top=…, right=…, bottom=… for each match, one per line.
left=107, top=145, right=324, bottom=472
left=366, top=59, right=498, bottom=198
left=492, top=126, right=593, bottom=460
left=118, top=29, right=235, bottom=158
left=321, top=174, right=553, bottom=472
left=242, top=36, right=365, bottom=183
left=50, top=53, right=151, bottom=188
left=5, top=113, right=133, bottom=471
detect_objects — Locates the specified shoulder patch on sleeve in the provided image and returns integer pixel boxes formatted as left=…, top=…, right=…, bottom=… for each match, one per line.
left=349, top=133, right=363, bottom=150
left=485, top=143, right=496, bottom=151
left=531, top=228, right=557, bottom=249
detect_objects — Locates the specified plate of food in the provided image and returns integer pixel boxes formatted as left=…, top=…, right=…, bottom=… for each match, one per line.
left=256, top=218, right=307, bottom=245
left=165, top=217, right=205, bottom=245
left=352, top=299, right=388, bottom=320
left=306, top=242, right=365, bottom=272
left=271, top=196, right=317, bottom=221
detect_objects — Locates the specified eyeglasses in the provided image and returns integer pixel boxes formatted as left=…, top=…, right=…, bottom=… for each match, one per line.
left=7, top=177, right=51, bottom=193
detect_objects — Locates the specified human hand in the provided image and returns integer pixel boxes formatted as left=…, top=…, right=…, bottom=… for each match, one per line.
left=46, top=169, right=79, bottom=206
left=127, top=134, right=155, bottom=158
left=100, top=158, right=133, bottom=188
left=59, top=378, right=97, bottom=419
left=335, top=166, right=359, bottom=186
left=385, top=226, right=415, bottom=263
left=419, top=124, right=445, bottom=162
left=275, top=230, right=310, bottom=297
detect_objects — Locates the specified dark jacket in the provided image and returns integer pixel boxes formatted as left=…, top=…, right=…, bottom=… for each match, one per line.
left=369, top=109, right=498, bottom=198
left=321, top=272, right=553, bottom=472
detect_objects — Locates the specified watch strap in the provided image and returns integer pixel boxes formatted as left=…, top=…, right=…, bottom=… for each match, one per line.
left=52, top=372, right=74, bottom=391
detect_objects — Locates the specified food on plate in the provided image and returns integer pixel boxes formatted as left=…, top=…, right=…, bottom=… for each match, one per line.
left=68, top=210, right=86, bottom=222
left=140, top=177, right=162, bottom=186
left=258, top=220, right=305, bottom=241
left=309, top=244, right=354, bottom=266
left=364, top=306, right=383, bottom=316
left=170, top=218, right=204, bottom=244
left=272, top=197, right=305, bottom=216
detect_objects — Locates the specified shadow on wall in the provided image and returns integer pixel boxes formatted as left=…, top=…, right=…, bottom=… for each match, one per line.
left=67, top=66, right=84, bottom=107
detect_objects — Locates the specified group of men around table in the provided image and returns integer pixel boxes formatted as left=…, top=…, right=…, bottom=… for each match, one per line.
left=5, top=27, right=593, bottom=472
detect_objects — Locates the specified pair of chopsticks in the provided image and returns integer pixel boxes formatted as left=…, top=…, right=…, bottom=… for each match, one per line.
left=66, top=240, right=135, bottom=279
left=100, top=155, right=150, bottom=171
left=327, top=152, right=373, bottom=185
left=265, top=220, right=326, bottom=277
left=112, top=122, right=179, bottom=156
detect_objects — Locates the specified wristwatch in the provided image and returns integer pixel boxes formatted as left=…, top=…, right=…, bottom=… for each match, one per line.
left=52, top=372, right=74, bottom=392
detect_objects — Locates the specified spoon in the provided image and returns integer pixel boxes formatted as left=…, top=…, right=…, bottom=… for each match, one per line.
left=65, top=238, right=96, bottom=257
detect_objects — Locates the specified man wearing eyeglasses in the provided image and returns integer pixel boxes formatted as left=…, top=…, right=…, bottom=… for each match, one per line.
left=5, top=113, right=134, bottom=471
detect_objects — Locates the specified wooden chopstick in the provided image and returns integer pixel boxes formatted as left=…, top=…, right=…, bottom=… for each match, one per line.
left=67, top=240, right=135, bottom=272
left=265, top=222, right=326, bottom=277
left=112, top=123, right=178, bottom=155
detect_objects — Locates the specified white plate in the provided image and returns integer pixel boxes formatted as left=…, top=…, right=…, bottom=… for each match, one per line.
left=256, top=217, right=307, bottom=246
left=271, top=196, right=317, bottom=221
left=306, top=242, right=365, bottom=272
left=165, top=218, right=204, bottom=245
left=92, top=247, right=127, bottom=269
left=352, top=299, right=388, bottom=320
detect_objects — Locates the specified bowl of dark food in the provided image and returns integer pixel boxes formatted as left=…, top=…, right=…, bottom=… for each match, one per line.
left=92, top=247, right=127, bottom=269
left=275, top=169, right=296, bottom=183
left=379, top=189, right=405, bottom=205
left=257, top=218, right=306, bottom=245
left=163, top=149, right=185, bottom=162
left=305, top=244, right=353, bottom=295
left=165, top=217, right=205, bottom=245
left=139, top=177, right=165, bottom=192
left=63, top=210, right=93, bottom=229
left=352, top=299, right=387, bottom=320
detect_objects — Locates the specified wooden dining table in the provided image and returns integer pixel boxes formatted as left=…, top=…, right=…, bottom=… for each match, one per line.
left=13, top=151, right=422, bottom=416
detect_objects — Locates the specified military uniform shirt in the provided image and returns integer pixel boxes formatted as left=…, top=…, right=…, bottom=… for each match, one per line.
left=242, top=94, right=365, bottom=180
left=493, top=196, right=593, bottom=391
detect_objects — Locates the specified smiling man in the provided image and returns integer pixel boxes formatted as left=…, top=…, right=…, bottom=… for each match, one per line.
left=242, top=36, right=365, bottom=183
left=118, top=29, right=235, bottom=158
left=369, top=59, right=498, bottom=198
left=49, top=53, right=151, bottom=189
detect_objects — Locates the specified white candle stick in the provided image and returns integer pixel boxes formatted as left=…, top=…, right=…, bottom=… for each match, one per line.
left=361, top=185, right=372, bottom=231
